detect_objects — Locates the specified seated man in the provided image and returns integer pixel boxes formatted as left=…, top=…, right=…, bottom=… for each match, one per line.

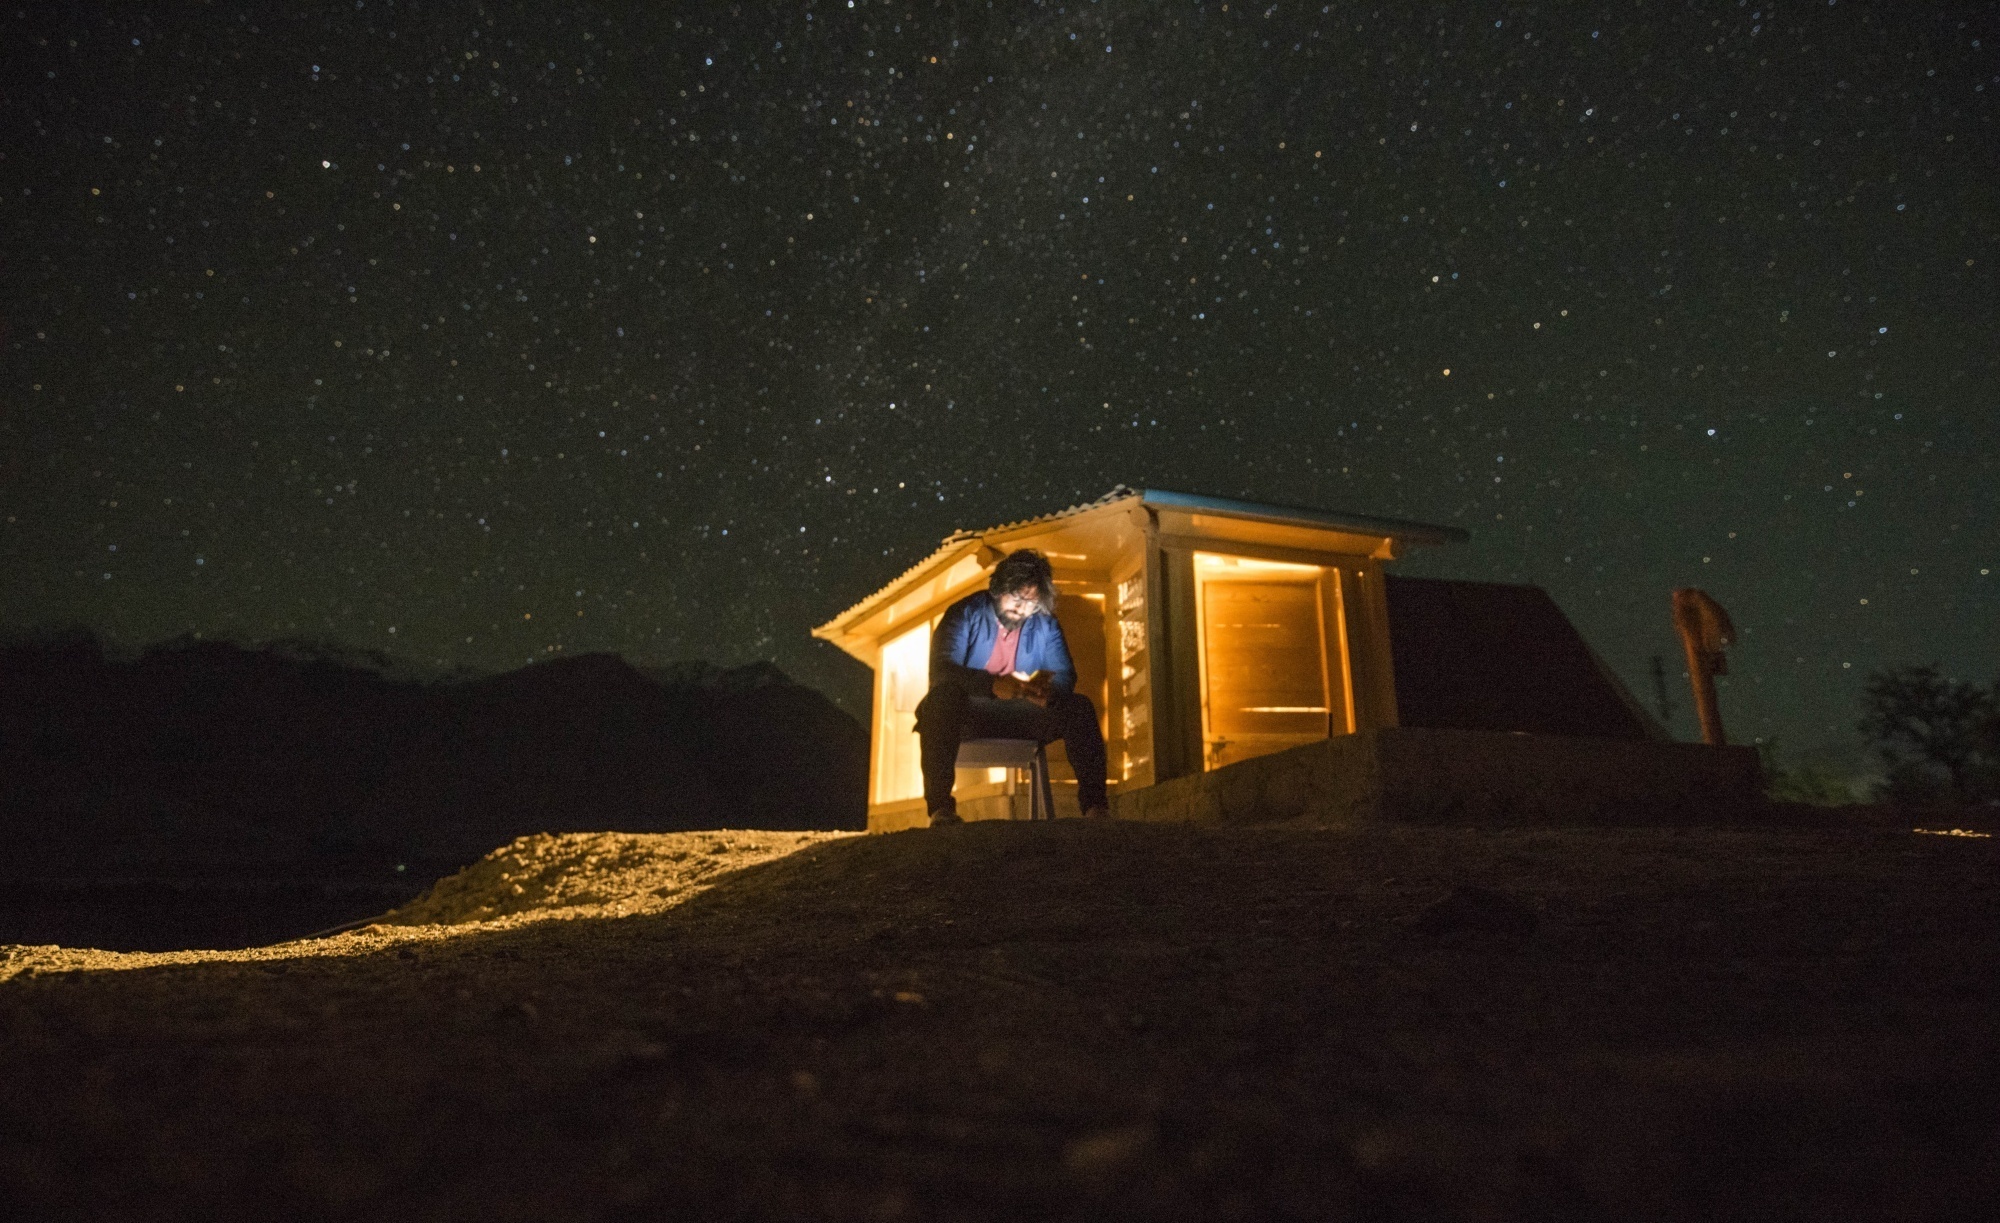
left=916, top=549, right=1110, bottom=826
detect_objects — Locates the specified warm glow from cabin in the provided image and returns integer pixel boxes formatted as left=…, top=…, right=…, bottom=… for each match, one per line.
left=815, top=488, right=1449, bottom=828
left=873, top=623, right=930, bottom=804
left=1193, top=553, right=1347, bottom=771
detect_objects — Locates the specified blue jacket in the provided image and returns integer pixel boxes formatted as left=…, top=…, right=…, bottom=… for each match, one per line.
left=929, top=590, right=1077, bottom=698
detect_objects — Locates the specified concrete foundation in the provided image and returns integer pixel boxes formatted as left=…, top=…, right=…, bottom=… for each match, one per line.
left=1109, top=727, right=1765, bottom=827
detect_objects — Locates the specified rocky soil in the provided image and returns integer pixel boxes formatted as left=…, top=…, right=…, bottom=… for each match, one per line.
left=3, top=820, right=1996, bottom=1220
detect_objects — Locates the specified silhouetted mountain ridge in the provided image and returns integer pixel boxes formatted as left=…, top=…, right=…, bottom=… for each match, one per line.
left=0, top=633, right=867, bottom=882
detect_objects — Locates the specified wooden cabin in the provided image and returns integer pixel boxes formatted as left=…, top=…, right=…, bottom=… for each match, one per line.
left=811, top=486, right=1470, bottom=830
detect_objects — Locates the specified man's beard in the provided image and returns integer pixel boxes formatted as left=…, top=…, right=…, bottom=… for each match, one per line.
left=994, top=595, right=1033, bottom=630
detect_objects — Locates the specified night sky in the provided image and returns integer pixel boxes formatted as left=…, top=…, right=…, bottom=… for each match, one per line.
left=4, top=1, right=1995, bottom=765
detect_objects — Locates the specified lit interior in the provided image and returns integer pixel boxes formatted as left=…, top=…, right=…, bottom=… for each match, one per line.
left=814, top=493, right=1420, bottom=825
left=1193, top=552, right=1343, bottom=771
left=872, top=623, right=930, bottom=804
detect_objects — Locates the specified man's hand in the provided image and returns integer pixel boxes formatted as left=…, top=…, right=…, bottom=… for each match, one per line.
left=1018, top=671, right=1053, bottom=707
left=992, top=672, right=1052, bottom=706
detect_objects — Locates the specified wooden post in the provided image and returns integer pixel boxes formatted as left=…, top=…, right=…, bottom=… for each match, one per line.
left=1671, top=588, right=1736, bottom=746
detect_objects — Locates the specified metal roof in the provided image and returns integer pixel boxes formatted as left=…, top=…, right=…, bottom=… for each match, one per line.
left=812, top=487, right=1140, bottom=640
left=935, top=483, right=1144, bottom=547
left=812, top=486, right=1466, bottom=640
left=1137, top=488, right=1470, bottom=547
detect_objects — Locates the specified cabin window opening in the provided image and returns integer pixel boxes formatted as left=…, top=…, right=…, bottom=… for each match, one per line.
left=873, top=622, right=930, bottom=803
left=1193, top=552, right=1344, bottom=771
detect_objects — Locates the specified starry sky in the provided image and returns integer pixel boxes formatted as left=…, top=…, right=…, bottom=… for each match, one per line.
left=4, top=1, right=1995, bottom=764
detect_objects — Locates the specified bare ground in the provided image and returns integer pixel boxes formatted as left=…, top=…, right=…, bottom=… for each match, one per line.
left=2, top=820, right=1997, bottom=1221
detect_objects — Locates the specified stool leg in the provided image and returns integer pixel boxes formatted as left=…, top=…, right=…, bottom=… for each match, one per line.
left=1028, top=752, right=1041, bottom=820
left=1034, top=743, right=1055, bottom=820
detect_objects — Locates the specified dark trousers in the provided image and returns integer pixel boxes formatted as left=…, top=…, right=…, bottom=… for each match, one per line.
left=915, top=684, right=1109, bottom=814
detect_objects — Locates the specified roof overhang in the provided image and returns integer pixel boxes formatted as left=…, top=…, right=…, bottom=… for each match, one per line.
left=811, top=486, right=1466, bottom=663
left=1135, top=488, right=1469, bottom=549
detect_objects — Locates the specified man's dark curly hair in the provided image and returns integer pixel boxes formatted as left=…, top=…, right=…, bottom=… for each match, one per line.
left=988, top=548, right=1056, bottom=614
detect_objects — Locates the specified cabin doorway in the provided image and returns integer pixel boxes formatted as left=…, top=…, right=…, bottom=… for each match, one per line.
left=1193, top=553, right=1352, bottom=771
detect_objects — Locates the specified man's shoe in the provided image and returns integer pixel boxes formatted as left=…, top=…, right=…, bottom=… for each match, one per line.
left=928, top=805, right=963, bottom=827
left=1081, top=805, right=1111, bottom=820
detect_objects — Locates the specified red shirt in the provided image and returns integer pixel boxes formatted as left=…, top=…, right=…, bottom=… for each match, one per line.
left=983, top=624, right=1021, bottom=677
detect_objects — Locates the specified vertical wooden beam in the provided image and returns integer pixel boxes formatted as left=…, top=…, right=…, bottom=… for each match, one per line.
left=1109, top=559, right=1150, bottom=789
left=1321, top=569, right=1358, bottom=736
left=1341, top=563, right=1401, bottom=731
left=1144, top=531, right=1168, bottom=779
left=1153, top=545, right=1202, bottom=779
left=1143, top=515, right=1201, bottom=782
left=1141, top=525, right=1173, bottom=780
left=865, top=639, right=886, bottom=807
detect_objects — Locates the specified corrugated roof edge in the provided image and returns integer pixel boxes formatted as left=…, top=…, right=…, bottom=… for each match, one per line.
left=1139, top=488, right=1471, bottom=546
left=811, top=485, right=1467, bottom=641
left=811, top=487, right=1142, bottom=641
left=937, top=483, right=1142, bottom=547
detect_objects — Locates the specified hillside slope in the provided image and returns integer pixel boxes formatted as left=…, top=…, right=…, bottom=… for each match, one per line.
left=0, top=635, right=867, bottom=937
left=3, top=821, right=1997, bottom=1221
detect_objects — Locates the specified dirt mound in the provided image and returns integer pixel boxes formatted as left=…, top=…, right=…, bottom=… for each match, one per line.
left=0, top=829, right=852, bottom=982
left=382, top=830, right=853, bottom=926
left=4, top=823, right=1996, bottom=1220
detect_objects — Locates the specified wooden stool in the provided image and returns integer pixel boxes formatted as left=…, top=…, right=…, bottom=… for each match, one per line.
left=954, top=738, right=1056, bottom=821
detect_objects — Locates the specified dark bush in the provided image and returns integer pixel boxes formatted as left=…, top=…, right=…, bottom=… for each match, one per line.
left=1857, top=664, right=1999, bottom=805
